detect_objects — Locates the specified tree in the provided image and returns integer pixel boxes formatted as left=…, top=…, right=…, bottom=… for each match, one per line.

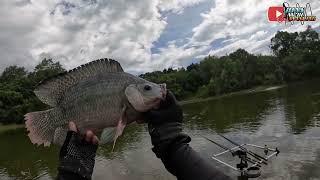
left=0, top=66, right=27, bottom=82
left=186, top=63, right=199, bottom=72
left=271, top=31, right=299, bottom=58
left=229, top=49, right=250, bottom=60
left=0, top=58, right=65, bottom=124
left=30, top=58, right=65, bottom=84
left=271, top=26, right=320, bottom=58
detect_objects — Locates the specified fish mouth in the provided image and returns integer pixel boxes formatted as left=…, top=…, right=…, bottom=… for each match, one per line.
left=151, top=83, right=167, bottom=110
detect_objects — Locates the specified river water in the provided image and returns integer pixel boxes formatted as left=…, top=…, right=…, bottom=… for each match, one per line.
left=1, top=80, right=320, bottom=180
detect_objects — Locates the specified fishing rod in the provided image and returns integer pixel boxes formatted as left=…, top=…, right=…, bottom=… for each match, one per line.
left=202, top=136, right=230, bottom=151
left=202, top=136, right=261, bottom=165
left=203, top=134, right=280, bottom=178
left=218, top=133, right=268, bottom=162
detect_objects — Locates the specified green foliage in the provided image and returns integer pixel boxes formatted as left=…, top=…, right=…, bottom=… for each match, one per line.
left=271, top=25, right=319, bottom=58
left=30, top=58, right=65, bottom=83
left=0, top=66, right=27, bottom=82
left=0, top=59, right=65, bottom=124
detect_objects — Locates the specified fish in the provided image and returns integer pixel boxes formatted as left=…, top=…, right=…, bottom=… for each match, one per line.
left=25, top=58, right=166, bottom=148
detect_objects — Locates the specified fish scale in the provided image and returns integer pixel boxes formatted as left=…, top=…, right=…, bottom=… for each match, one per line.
left=61, top=73, right=140, bottom=135
left=25, top=59, right=166, bottom=147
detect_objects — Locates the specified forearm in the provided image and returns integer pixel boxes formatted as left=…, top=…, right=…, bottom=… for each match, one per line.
left=160, top=143, right=232, bottom=180
left=145, top=91, right=231, bottom=179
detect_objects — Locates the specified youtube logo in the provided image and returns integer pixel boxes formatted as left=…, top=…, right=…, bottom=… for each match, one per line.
left=268, top=6, right=285, bottom=22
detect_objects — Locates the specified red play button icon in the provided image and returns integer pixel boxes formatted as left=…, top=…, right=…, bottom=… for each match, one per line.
left=268, top=6, right=285, bottom=22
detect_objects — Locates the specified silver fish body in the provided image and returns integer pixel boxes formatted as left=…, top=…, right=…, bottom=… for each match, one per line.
left=60, top=73, right=143, bottom=134
left=25, top=59, right=166, bottom=147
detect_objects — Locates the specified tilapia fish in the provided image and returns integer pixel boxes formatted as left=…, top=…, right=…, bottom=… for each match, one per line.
left=25, top=58, right=166, bottom=148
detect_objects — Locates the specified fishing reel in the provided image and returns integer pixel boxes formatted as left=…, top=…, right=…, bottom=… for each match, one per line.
left=232, top=150, right=249, bottom=169
left=203, top=135, right=280, bottom=179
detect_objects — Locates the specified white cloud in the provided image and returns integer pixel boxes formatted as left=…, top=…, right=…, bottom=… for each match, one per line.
left=0, top=0, right=166, bottom=73
left=149, top=41, right=208, bottom=71
left=191, top=0, right=276, bottom=45
left=190, top=0, right=320, bottom=56
left=158, top=0, right=207, bottom=14
left=207, top=34, right=274, bottom=56
left=148, top=0, right=320, bottom=71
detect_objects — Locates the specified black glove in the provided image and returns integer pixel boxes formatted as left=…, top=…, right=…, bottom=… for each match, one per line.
left=144, top=92, right=232, bottom=180
left=58, top=122, right=99, bottom=180
left=144, top=91, right=191, bottom=158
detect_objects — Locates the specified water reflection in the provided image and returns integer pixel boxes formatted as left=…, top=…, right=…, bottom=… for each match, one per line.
left=0, top=129, right=58, bottom=180
left=281, top=80, right=320, bottom=134
left=183, top=91, right=277, bottom=133
left=0, top=124, right=144, bottom=180
left=296, top=150, right=320, bottom=179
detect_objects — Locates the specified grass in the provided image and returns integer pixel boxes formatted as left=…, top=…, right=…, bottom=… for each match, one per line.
left=0, top=123, right=24, bottom=133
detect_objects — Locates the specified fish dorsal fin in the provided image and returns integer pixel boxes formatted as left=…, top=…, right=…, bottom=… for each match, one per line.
left=34, top=58, right=124, bottom=106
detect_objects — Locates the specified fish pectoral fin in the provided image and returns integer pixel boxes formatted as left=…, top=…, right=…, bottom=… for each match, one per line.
left=112, top=106, right=127, bottom=151
left=100, top=127, right=117, bottom=144
left=112, top=120, right=126, bottom=151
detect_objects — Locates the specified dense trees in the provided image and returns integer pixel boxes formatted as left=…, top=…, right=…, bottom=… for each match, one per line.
left=271, top=26, right=320, bottom=80
left=1, top=27, right=319, bottom=124
left=0, top=59, right=65, bottom=124
left=140, top=52, right=283, bottom=99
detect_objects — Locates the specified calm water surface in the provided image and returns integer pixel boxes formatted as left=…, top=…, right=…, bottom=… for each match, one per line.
left=1, top=80, right=320, bottom=180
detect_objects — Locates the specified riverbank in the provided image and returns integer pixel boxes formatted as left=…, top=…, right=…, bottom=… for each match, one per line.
left=0, top=124, right=24, bottom=133
left=180, top=84, right=286, bottom=105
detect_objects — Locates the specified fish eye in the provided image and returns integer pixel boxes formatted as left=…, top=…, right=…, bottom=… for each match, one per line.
left=144, top=85, right=152, bottom=91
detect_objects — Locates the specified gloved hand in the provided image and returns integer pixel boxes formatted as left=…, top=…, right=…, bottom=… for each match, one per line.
left=58, top=122, right=99, bottom=180
left=144, top=91, right=191, bottom=158
left=144, top=91, right=232, bottom=180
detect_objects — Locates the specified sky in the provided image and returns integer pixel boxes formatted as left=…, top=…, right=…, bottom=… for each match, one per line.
left=0, top=0, right=319, bottom=74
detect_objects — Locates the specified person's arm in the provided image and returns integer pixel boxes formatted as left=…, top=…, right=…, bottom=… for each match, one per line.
left=57, top=122, right=99, bottom=180
left=145, top=91, right=232, bottom=180
left=160, top=139, right=231, bottom=180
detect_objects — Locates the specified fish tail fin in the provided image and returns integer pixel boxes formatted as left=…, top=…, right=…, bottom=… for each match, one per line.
left=25, top=108, right=61, bottom=146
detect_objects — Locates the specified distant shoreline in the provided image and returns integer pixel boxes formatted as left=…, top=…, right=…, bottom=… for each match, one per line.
left=0, top=124, right=24, bottom=133
left=180, top=84, right=286, bottom=105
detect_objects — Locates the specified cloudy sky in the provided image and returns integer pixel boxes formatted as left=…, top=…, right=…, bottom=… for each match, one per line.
left=0, top=0, right=319, bottom=74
